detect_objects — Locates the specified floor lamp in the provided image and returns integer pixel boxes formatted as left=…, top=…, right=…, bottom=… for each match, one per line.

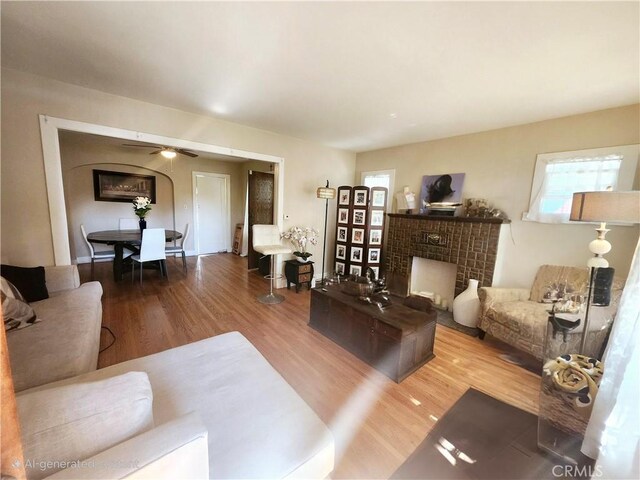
left=569, top=190, right=640, bottom=352
left=317, top=181, right=336, bottom=286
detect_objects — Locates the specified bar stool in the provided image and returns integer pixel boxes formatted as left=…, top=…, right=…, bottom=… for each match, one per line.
left=252, top=225, right=292, bottom=304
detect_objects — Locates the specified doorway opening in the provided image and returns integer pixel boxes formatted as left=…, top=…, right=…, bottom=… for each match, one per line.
left=39, top=115, right=285, bottom=266
left=192, top=172, right=231, bottom=255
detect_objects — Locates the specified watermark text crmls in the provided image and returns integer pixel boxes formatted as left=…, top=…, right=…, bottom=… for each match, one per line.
left=552, top=464, right=603, bottom=478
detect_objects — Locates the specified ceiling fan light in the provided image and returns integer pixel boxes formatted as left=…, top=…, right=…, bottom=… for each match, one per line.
left=160, top=149, right=177, bottom=159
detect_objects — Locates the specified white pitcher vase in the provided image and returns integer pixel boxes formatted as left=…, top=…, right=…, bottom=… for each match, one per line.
left=452, top=279, right=481, bottom=328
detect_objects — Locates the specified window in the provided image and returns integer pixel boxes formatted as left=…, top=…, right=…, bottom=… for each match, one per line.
left=524, top=145, right=638, bottom=223
left=361, top=169, right=395, bottom=210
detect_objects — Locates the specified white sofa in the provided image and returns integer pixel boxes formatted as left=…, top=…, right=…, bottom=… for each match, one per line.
left=17, top=331, right=335, bottom=479
left=7, top=266, right=103, bottom=392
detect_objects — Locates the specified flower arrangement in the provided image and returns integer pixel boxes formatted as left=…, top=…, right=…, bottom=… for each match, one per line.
left=282, top=226, right=318, bottom=260
left=133, top=196, right=152, bottom=219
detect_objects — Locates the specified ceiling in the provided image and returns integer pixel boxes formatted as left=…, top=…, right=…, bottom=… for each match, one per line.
left=58, top=130, right=250, bottom=163
left=2, top=2, right=638, bottom=152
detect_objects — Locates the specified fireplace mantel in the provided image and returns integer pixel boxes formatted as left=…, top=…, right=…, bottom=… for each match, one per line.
left=388, top=213, right=510, bottom=224
left=385, top=214, right=508, bottom=297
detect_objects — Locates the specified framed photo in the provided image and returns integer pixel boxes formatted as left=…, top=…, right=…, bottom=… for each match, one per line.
left=352, top=228, right=365, bottom=244
left=93, top=169, right=156, bottom=203
left=350, top=246, right=363, bottom=262
left=353, top=209, right=366, bottom=225
left=368, top=248, right=380, bottom=263
left=338, top=208, right=349, bottom=224
left=369, top=229, right=382, bottom=245
left=337, top=226, right=348, bottom=242
left=335, top=261, right=345, bottom=276
left=336, top=244, right=347, bottom=260
left=354, top=189, right=368, bottom=206
left=370, top=210, right=384, bottom=226
left=370, top=266, right=380, bottom=280
left=371, top=189, right=387, bottom=207
left=350, top=265, right=362, bottom=276
left=338, top=189, right=350, bottom=206
left=420, top=173, right=465, bottom=209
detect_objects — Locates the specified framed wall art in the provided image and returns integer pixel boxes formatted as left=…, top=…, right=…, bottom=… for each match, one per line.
left=350, top=265, right=362, bottom=276
left=337, top=226, right=348, bottom=242
left=336, top=244, right=347, bottom=260
left=368, top=248, right=380, bottom=263
left=353, top=188, right=368, bottom=206
left=338, top=188, right=351, bottom=206
left=350, top=246, right=363, bottom=263
left=335, top=261, right=345, bottom=275
left=338, top=208, right=349, bottom=224
left=352, top=228, right=365, bottom=244
left=369, top=229, right=382, bottom=245
left=371, top=188, right=387, bottom=207
left=370, top=210, right=384, bottom=226
left=370, top=266, right=380, bottom=280
left=93, top=169, right=156, bottom=203
left=353, top=209, right=366, bottom=225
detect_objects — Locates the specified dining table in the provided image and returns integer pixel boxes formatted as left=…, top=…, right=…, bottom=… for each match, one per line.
left=87, top=229, right=183, bottom=282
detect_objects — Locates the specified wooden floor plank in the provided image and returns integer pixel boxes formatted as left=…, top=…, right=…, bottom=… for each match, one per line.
left=86, top=253, right=540, bottom=479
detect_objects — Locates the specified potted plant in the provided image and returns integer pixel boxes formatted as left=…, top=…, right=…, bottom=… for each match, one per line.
left=282, top=227, right=318, bottom=263
left=133, top=196, right=152, bottom=231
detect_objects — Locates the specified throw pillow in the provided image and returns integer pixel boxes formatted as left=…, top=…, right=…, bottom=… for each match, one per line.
left=17, top=371, right=155, bottom=480
left=1, top=277, right=42, bottom=331
left=0, top=264, right=49, bottom=302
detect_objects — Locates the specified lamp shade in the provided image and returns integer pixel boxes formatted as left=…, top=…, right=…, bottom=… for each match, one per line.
left=317, top=187, right=336, bottom=199
left=570, top=191, right=640, bottom=223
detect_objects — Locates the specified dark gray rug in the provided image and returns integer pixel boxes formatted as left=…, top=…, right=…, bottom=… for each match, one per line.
left=436, top=309, right=480, bottom=337
left=391, top=388, right=591, bottom=480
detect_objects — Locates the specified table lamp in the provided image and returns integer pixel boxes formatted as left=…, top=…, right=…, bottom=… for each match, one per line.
left=570, top=190, right=640, bottom=267
left=570, top=190, right=640, bottom=352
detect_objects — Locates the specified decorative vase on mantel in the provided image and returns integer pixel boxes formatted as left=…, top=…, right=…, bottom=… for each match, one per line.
left=452, top=278, right=481, bottom=327
left=139, top=219, right=147, bottom=233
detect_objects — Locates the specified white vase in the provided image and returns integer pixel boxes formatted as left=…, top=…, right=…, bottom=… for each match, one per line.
left=452, top=279, right=481, bottom=328
left=296, top=256, right=310, bottom=263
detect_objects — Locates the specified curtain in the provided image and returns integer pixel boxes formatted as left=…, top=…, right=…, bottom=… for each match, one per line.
left=582, top=236, right=640, bottom=479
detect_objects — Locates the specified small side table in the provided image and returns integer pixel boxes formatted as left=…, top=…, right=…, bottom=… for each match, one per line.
left=285, top=260, right=314, bottom=293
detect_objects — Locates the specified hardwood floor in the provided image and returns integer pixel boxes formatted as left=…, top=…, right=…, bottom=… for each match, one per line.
left=86, top=253, right=540, bottom=479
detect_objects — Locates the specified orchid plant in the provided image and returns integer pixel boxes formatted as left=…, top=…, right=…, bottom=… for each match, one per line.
left=281, top=226, right=318, bottom=260
left=133, top=196, right=152, bottom=219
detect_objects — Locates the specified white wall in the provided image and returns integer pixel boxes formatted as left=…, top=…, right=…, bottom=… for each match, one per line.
left=356, top=105, right=640, bottom=288
left=0, top=68, right=356, bottom=275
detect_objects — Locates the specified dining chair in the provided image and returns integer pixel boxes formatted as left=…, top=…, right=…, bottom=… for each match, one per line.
left=165, top=223, right=190, bottom=273
left=80, top=224, right=115, bottom=280
left=252, top=225, right=292, bottom=304
left=119, top=218, right=139, bottom=230
left=131, top=228, right=167, bottom=285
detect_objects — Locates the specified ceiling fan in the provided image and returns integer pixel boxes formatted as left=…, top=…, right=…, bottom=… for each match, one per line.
left=122, top=144, right=199, bottom=158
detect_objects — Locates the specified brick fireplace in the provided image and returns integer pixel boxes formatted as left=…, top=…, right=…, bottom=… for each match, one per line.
left=385, top=214, right=509, bottom=297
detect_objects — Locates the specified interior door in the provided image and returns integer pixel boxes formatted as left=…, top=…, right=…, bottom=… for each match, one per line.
left=247, top=170, right=274, bottom=269
left=194, top=174, right=229, bottom=254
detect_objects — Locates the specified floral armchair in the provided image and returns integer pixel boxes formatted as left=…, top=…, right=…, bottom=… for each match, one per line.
left=478, top=265, right=622, bottom=360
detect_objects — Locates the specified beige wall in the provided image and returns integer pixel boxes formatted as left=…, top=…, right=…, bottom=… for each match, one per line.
left=1, top=68, right=356, bottom=275
left=59, top=133, right=247, bottom=261
left=356, top=105, right=640, bottom=288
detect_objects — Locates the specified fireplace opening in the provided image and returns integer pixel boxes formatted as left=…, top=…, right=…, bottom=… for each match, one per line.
left=410, top=258, right=457, bottom=311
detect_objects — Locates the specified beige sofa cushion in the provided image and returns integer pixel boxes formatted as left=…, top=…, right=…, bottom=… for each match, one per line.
left=17, top=372, right=154, bottom=480
left=7, top=281, right=103, bottom=392
left=529, top=265, right=589, bottom=302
